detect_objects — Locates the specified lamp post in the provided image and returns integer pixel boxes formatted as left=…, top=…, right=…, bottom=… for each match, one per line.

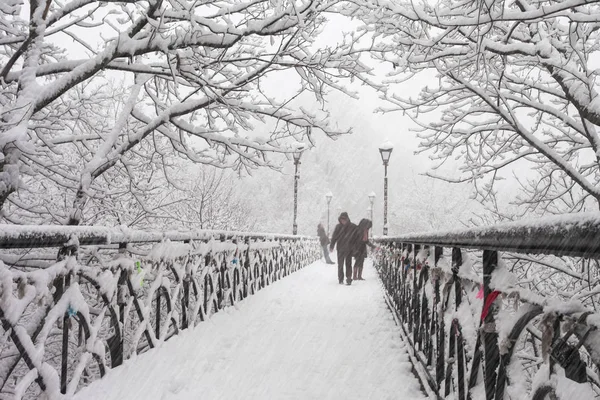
left=325, top=191, right=333, bottom=236
left=379, top=141, right=394, bottom=236
left=368, top=191, right=375, bottom=238
left=366, top=205, right=372, bottom=239
left=368, top=191, right=376, bottom=224
left=292, top=145, right=305, bottom=235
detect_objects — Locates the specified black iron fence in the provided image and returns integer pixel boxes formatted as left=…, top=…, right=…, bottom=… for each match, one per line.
left=0, top=225, right=319, bottom=399
left=374, top=213, right=600, bottom=400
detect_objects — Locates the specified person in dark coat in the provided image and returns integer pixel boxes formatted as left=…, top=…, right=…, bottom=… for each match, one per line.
left=329, top=212, right=357, bottom=285
left=317, top=223, right=335, bottom=264
left=351, top=218, right=375, bottom=280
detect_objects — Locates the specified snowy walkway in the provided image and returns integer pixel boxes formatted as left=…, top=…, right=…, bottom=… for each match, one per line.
left=74, top=258, right=427, bottom=400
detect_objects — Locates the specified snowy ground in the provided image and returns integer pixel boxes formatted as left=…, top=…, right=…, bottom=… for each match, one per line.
left=74, top=257, right=427, bottom=400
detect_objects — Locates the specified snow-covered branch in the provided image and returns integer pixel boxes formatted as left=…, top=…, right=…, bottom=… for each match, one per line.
left=351, top=0, right=600, bottom=215
left=0, top=0, right=373, bottom=226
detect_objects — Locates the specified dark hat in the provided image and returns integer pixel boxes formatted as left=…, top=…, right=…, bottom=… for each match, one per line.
left=338, top=212, right=349, bottom=222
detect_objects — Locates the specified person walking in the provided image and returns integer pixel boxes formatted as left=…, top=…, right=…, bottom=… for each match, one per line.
left=317, top=223, right=335, bottom=264
left=329, top=212, right=357, bottom=285
left=352, top=219, right=375, bottom=280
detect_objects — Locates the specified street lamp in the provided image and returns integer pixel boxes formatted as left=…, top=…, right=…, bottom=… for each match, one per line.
left=325, top=191, right=333, bottom=236
left=292, top=145, right=305, bottom=235
left=368, top=191, right=376, bottom=224
left=368, top=191, right=375, bottom=237
left=379, top=141, right=394, bottom=235
left=366, top=205, right=372, bottom=239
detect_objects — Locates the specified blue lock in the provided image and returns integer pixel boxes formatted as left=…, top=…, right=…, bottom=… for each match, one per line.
left=67, top=305, right=77, bottom=318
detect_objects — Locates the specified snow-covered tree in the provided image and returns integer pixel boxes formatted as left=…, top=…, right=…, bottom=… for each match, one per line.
left=148, top=165, right=256, bottom=231
left=348, top=0, right=600, bottom=218
left=1, top=0, right=374, bottom=226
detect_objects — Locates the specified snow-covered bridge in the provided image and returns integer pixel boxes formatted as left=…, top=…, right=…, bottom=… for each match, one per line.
left=72, top=257, right=425, bottom=400
left=2, top=214, right=600, bottom=400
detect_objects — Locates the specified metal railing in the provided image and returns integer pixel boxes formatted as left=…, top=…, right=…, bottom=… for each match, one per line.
left=374, top=213, right=600, bottom=400
left=0, top=225, right=319, bottom=399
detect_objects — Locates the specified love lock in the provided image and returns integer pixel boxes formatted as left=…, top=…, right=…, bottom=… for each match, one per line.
left=551, top=340, right=587, bottom=383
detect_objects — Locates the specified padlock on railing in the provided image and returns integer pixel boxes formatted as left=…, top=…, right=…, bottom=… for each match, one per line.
left=550, top=339, right=588, bottom=383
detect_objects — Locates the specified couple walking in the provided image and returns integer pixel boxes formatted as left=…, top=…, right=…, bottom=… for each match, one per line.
left=318, top=212, right=374, bottom=285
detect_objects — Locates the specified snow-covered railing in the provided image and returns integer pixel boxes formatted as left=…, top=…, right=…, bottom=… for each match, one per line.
left=0, top=225, right=305, bottom=248
left=0, top=225, right=319, bottom=399
left=373, top=213, right=600, bottom=400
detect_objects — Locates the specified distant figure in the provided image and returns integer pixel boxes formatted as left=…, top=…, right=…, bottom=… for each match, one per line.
left=317, top=223, right=335, bottom=264
left=352, top=219, right=375, bottom=281
left=330, top=212, right=357, bottom=285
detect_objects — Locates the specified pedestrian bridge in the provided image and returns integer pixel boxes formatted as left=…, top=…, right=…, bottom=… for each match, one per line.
left=1, top=214, right=600, bottom=400
left=73, top=258, right=424, bottom=400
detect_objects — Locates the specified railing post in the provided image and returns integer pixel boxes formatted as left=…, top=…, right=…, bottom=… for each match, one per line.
left=261, top=252, right=266, bottom=289
left=182, top=276, right=190, bottom=329
left=220, top=236, right=226, bottom=303
left=452, top=247, right=462, bottom=310
left=413, top=244, right=421, bottom=348
left=396, top=243, right=403, bottom=311
left=403, top=243, right=410, bottom=322
left=57, top=238, right=77, bottom=395
left=482, top=250, right=499, bottom=400
left=418, top=246, right=429, bottom=355
left=243, top=239, right=250, bottom=299
left=182, top=239, right=191, bottom=329
left=61, top=274, right=70, bottom=395
left=109, top=242, right=128, bottom=368
left=203, top=261, right=210, bottom=318
left=455, top=320, right=466, bottom=400
left=406, top=244, right=413, bottom=326
left=155, top=286, right=161, bottom=340
left=433, top=246, right=443, bottom=387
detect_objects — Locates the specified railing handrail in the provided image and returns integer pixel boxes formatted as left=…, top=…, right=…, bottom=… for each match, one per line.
left=375, top=212, right=600, bottom=258
left=0, top=225, right=316, bottom=248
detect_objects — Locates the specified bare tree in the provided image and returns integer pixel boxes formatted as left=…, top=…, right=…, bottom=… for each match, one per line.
left=144, top=165, right=256, bottom=231
left=1, top=0, right=375, bottom=225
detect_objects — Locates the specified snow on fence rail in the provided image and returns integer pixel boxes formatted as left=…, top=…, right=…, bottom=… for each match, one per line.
left=374, top=212, right=600, bottom=400
left=0, top=225, right=319, bottom=400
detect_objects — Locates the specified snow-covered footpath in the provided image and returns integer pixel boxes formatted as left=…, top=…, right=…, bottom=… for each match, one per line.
left=74, top=258, right=427, bottom=400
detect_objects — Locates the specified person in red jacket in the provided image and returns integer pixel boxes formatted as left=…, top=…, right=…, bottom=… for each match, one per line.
left=329, top=212, right=357, bottom=285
